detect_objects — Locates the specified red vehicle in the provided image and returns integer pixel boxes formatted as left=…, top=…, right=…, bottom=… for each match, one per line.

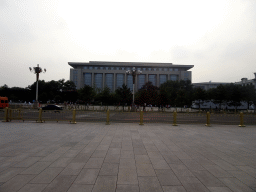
left=0, top=97, right=9, bottom=109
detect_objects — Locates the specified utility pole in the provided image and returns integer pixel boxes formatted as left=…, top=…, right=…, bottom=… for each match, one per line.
left=29, top=64, right=46, bottom=108
left=126, top=67, right=142, bottom=111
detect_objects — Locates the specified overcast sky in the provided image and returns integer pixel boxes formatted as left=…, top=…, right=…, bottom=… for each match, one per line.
left=1, top=0, right=256, bottom=88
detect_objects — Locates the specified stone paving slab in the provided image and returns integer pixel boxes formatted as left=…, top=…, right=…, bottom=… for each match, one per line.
left=0, top=122, right=256, bottom=192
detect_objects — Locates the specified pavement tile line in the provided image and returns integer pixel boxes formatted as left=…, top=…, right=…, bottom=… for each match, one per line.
left=0, top=123, right=256, bottom=192
left=146, top=124, right=256, bottom=192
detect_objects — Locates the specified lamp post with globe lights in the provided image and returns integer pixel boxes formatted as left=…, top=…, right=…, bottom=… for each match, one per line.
left=29, top=64, right=46, bottom=108
left=126, top=67, right=142, bottom=111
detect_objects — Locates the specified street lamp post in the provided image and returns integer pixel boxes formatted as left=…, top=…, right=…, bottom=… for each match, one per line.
left=29, top=64, right=46, bottom=108
left=126, top=67, right=142, bottom=111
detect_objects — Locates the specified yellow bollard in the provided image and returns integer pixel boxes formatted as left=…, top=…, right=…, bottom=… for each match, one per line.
left=239, top=112, right=245, bottom=127
left=172, top=111, right=177, bottom=126
left=128, top=106, right=130, bottom=112
left=106, top=109, right=110, bottom=125
left=205, top=112, right=211, bottom=126
left=2, top=107, right=9, bottom=122
left=71, top=109, right=76, bottom=124
left=37, top=108, right=43, bottom=123
left=139, top=110, right=144, bottom=125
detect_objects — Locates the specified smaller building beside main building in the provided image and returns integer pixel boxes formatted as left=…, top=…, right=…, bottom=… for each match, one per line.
left=192, top=81, right=230, bottom=90
left=192, top=73, right=256, bottom=90
left=235, top=73, right=256, bottom=88
left=69, top=61, right=194, bottom=91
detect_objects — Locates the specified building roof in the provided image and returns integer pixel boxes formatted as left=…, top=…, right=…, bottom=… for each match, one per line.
left=192, top=82, right=230, bottom=85
left=68, top=61, right=194, bottom=70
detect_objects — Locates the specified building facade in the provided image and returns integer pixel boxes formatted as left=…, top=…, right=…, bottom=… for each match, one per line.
left=69, top=61, right=194, bottom=91
left=193, top=73, right=256, bottom=90
left=235, top=73, right=256, bottom=88
left=192, top=82, right=230, bottom=90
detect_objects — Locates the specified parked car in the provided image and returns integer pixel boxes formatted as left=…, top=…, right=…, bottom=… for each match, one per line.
left=41, top=105, right=63, bottom=111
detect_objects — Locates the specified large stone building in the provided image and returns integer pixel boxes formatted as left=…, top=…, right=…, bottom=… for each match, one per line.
left=68, top=61, right=194, bottom=91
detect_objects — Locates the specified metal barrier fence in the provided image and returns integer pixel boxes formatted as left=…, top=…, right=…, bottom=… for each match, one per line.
left=0, top=109, right=4, bottom=120
left=76, top=110, right=106, bottom=123
left=1, top=107, right=256, bottom=126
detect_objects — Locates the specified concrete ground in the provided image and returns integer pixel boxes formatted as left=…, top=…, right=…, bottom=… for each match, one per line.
left=0, top=122, right=255, bottom=192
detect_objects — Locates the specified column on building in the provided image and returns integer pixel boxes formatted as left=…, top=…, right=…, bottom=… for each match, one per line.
left=156, top=74, right=159, bottom=87
left=92, top=73, right=94, bottom=87
left=124, top=73, right=127, bottom=86
left=103, top=73, right=105, bottom=88
left=113, top=73, right=116, bottom=90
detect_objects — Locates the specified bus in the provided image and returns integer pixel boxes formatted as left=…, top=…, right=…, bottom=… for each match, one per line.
left=0, top=97, right=9, bottom=109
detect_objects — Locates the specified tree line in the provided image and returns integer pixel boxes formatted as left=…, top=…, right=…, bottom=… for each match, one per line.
left=1, top=79, right=255, bottom=109
left=193, top=83, right=256, bottom=110
left=0, top=79, right=77, bottom=103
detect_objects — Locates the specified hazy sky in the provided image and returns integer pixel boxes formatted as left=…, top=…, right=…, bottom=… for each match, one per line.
left=1, top=0, right=256, bottom=88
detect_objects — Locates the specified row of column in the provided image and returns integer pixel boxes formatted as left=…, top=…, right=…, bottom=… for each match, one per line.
left=83, top=72, right=179, bottom=91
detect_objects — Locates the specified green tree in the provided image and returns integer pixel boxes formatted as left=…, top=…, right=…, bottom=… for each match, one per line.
left=78, top=85, right=96, bottom=103
left=27, top=80, right=47, bottom=102
left=95, top=87, right=114, bottom=105
left=135, top=82, right=159, bottom=106
left=27, top=79, right=77, bottom=103
left=63, top=80, right=76, bottom=91
left=242, top=84, right=256, bottom=109
left=44, top=80, right=61, bottom=102
left=159, top=80, right=193, bottom=107
left=226, top=84, right=243, bottom=110
left=176, top=89, right=187, bottom=108
left=159, top=81, right=178, bottom=106
left=193, top=87, right=207, bottom=110
left=212, top=84, right=227, bottom=109
left=0, top=84, right=9, bottom=97
left=180, top=80, right=194, bottom=107
left=115, top=84, right=132, bottom=107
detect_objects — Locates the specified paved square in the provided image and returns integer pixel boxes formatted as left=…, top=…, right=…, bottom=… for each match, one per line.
left=0, top=122, right=255, bottom=192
